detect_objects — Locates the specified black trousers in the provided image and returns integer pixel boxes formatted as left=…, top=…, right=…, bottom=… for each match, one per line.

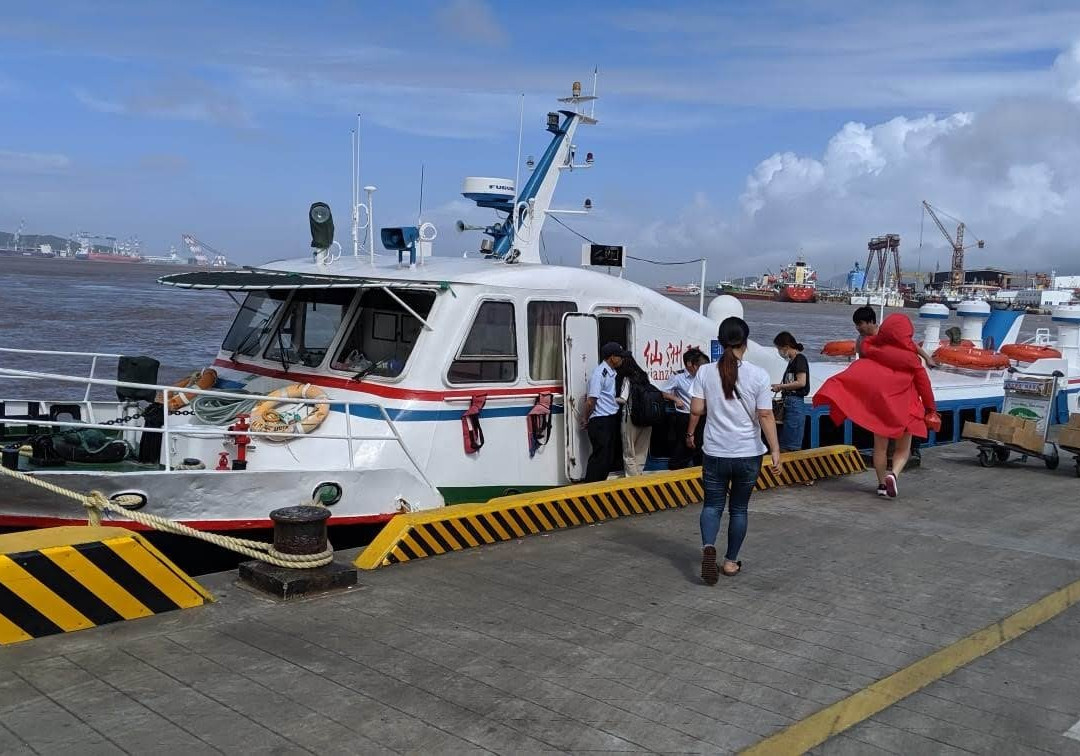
left=668, top=412, right=703, bottom=469
left=584, top=414, right=620, bottom=483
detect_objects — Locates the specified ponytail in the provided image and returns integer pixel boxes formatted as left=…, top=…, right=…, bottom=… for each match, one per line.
left=719, top=349, right=739, bottom=400
left=716, top=316, right=750, bottom=400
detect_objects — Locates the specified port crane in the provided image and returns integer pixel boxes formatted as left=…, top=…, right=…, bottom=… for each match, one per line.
left=921, top=200, right=984, bottom=288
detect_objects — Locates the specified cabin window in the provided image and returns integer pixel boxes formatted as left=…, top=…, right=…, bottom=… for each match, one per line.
left=332, top=288, right=436, bottom=378
left=222, top=292, right=290, bottom=357
left=528, top=301, right=577, bottom=381
left=264, top=289, right=355, bottom=367
left=448, top=300, right=518, bottom=383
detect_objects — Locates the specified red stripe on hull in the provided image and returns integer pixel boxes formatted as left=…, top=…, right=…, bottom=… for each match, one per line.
left=213, top=358, right=561, bottom=401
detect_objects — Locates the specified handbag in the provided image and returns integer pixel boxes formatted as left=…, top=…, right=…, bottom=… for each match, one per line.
left=924, top=410, right=942, bottom=433
left=772, top=394, right=785, bottom=423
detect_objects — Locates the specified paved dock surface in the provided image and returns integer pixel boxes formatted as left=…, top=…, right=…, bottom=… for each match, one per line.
left=3, top=445, right=1080, bottom=754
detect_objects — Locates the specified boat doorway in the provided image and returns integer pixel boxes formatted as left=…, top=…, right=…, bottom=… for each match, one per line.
left=597, top=315, right=633, bottom=355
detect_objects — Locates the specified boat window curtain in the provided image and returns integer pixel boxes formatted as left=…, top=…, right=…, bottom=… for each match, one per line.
left=528, top=301, right=577, bottom=381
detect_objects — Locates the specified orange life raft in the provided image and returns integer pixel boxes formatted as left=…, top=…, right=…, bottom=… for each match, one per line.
left=999, top=344, right=1062, bottom=363
left=933, top=346, right=1010, bottom=370
left=821, top=340, right=856, bottom=358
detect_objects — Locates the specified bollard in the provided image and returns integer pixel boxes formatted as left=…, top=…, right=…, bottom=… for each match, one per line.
left=270, top=505, right=330, bottom=555
left=1, top=445, right=18, bottom=471
left=238, top=504, right=356, bottom=600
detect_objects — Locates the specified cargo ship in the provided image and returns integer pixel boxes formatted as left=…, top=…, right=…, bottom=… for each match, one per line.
left=776, top=256, right=817, bottom=303
left=664, top=283, right=701, bottom=295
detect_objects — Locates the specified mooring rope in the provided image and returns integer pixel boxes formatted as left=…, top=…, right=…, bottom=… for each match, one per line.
left=0, top=465, right=333, bottom=569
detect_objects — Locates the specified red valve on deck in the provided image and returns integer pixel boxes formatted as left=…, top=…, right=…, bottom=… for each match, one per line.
left=230, top=414, right=251, bottom=470
left=216, top=451, right=230, bottom=470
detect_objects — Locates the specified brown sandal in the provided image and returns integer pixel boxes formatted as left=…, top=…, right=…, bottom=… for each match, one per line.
left=721, top=560, right=742, bottom=577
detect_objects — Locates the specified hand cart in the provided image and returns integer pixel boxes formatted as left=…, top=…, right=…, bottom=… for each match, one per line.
left=972, top=368, right=1063, bottom=471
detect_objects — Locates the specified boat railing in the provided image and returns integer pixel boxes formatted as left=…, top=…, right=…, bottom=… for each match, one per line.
left=0, top=347, right=125, bottom=414
left=0, top=366, right=438, bottom=492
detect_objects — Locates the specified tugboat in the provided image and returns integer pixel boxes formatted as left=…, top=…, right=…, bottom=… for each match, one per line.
left=776, top=256, right=817, bottom=303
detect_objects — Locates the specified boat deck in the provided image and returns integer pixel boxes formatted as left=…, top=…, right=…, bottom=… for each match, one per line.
left=4, top=444, right=1080, bottom=753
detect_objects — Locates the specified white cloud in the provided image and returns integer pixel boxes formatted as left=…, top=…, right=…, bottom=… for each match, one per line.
left=0, top=150, right=71, bottom=175
left=619, top=46, right=1080, bottom=279
left=1055, top=41, right=1080, bottom=103
left=75, top=78, right=254, bottom=129
left=437, top=0, right=508, bottom=46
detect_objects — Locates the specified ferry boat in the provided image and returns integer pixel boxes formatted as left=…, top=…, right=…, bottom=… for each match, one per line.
left=775, top=256, right=817, bottom=303
left=664, top=283, right=701, bottom=295
left=2, top=82, right=1079, bottom=536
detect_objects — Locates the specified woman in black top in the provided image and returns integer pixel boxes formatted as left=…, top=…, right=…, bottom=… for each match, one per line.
left=771, top=332, right=809, bottom=451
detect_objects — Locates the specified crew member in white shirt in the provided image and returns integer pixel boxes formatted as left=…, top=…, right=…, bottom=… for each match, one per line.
left=579, top=341, right=625, bottom=482
left=663, top=347, right=709, bottom=469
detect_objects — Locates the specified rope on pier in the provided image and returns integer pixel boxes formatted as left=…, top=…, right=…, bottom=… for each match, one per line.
left=0, top=465, right=333, bottom=569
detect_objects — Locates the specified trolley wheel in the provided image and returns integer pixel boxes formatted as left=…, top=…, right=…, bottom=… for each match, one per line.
left=994, top=447, right=1011, bottom=463
left=1045, top=452, right=1060, bottom=471
left=978, top=448, right=997, bottom=468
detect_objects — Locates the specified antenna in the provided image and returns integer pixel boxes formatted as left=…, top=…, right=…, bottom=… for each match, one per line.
left=513, top=93, right=525, bottom=233
left=417, top=164, right=425, bottom=225
left=590, top=66, right=598, bottom=118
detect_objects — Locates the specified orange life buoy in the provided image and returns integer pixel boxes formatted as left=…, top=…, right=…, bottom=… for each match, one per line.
left=157, top=368, right=218, bottom=412
left=933, top=346, right=1010, bottom=370
left=250, top=383, right=330, bottom=440
left=821, top=340, right=856, bottom=357
left=999, top=343, right=1062, bottom=363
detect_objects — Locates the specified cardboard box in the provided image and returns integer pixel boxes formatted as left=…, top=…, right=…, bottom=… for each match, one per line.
left=1068, top=413, right=1080, bottom=430
left=1059, top=426, right=1080, bottom=450
left=988, top=412, right=1024, bottom=442
left=962, top=421, right=990, bottom=440
left=1014, top=428, right=1045, bottom=453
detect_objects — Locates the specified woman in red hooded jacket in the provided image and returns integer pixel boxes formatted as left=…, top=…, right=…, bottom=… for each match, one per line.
left=813, top=313, right=937, bottom=498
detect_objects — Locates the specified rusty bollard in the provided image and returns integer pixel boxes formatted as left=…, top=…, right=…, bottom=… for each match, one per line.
left=238, top=505, right=357, bottom=600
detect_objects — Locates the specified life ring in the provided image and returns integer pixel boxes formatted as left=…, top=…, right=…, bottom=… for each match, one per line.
left=821, top=340, right=856, bottom=357
left=250, top=383, right=330, bottom=440
left=933, top=346, right=1010, bottom=370
left=157, top=368, right=218, bottom=412
left=1000, top=344, right=1062, bottom=363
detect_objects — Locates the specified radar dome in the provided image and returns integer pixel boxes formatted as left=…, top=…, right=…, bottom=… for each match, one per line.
left=707, top=295, right=744, bottom=324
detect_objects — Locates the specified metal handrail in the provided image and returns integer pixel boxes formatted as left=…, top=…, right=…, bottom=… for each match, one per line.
left=0, top=366, right=439, bottom=494
left=0, top=346, right=125, bottom=421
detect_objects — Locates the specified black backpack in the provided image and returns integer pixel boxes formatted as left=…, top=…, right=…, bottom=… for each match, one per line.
left=629, top=381, right=667, bottom=427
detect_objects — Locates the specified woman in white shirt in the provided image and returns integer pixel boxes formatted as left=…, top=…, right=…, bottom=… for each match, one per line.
left=688, top=317, right=782, bottom=585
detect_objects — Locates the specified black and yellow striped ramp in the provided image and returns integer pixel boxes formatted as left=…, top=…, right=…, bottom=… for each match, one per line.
left=356, top=445, right=865, bottom=569
left=0, top=526, right=212, bottom=645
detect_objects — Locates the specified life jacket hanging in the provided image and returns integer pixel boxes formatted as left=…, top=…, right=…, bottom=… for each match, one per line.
left=461, top=394, right=487, bottom=454
left=526, top=393, right=553, bottom=457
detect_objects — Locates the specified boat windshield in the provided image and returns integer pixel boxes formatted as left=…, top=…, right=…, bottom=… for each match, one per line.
left=265, top=289, right=355, bottom=368
left=221, top=292, right=289, bottom=357
left=331, top=288, right=436, bottom=378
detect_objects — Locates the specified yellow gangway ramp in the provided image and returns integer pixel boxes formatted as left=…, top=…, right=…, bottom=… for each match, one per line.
left=0, top=526, right=212, bottom=645
left=356, top=445, right=865, bottom=569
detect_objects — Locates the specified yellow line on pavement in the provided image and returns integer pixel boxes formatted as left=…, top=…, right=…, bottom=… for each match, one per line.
left=741, top=577, right=1080, bottom=755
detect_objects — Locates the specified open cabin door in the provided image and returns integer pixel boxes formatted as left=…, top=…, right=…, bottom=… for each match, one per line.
left=562, top=312, right=599, bottom=482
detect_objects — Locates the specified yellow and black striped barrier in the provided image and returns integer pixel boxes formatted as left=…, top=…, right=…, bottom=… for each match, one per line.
left=356, top=445, right=865, bottom=569
left=0, top=526, right=212, bottom=645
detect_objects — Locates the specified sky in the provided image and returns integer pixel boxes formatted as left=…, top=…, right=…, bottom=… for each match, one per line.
left=2, top=0, right=1080, bottom=283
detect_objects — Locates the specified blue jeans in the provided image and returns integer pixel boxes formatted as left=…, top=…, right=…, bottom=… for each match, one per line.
left=700, top=454, right=762, bottom=561
left=780, top=395, right=807, bottom=451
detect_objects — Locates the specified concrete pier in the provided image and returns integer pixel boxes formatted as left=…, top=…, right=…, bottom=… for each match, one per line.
left=3, top=444, right=1080, bottom=754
